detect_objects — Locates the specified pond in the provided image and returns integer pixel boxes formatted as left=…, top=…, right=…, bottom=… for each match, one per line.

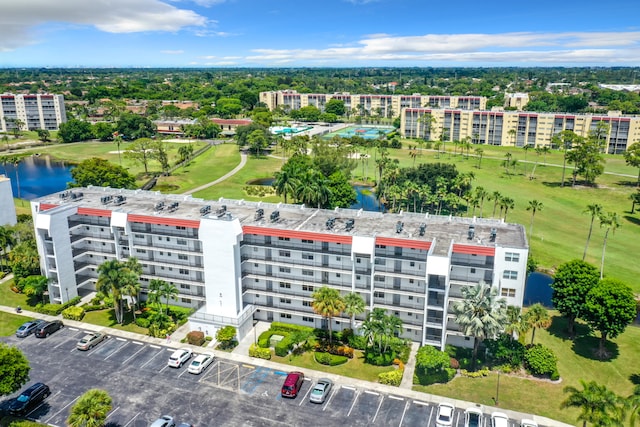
left=0, top=155, right=74, bottom=200
left=522, top=272, right=554, bottom=308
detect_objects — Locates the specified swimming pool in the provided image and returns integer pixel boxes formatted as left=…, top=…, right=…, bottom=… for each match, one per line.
left=269, top=125, right=313, bottom=135
left=324, top=125, right=395, bottom=140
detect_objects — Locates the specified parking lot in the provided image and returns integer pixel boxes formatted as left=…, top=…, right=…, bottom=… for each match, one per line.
left=1, top=326, right=525, bottom=427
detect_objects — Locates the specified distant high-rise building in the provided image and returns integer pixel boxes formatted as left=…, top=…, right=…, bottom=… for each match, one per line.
left=0, top=93, right=67, bottom=132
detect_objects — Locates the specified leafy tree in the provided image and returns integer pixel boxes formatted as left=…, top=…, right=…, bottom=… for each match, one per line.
left=0, top=343, right=30, bottom=396
left=567, top=123, right=606, bottom=186
left=561, top=380, right=624, bottom=427
left=70, top=157, right=136, bottom=189
left=58, top=119, right=94, bottom=143
left=598, top=212, right=621, bottom=279
left=523, top=303, right=551, bottom=345
left=327, top=171, right=357, bottom=208
left=178, top=144, right=195, bottom=165
left=216, top=325, right=237, bottom=349
left=624, top=142, right=640, bottom=187
left=343, top=292, right=366, bottom=330
left=361, top=308, right=403, bottom=355
left=8, top=241, right=40, bottom=281
left=116, top=113, right=155, bottom=139
left=553, top=130, right=580, bottom=187
left=551, top=259, right=600, bottom=338
left=312, top=286, right=345, bottom=345
left=526, top=199, right=544, bottom=240
left=236, top=123, right=269, bottom=147
left=247, top=129, right=268, bottom=156
left=452, top=281, right=507, bottom=369
left=36, top=129, right=50, bottom=142
left=0, top=225, right=16, bottom=271
left=626, top=385, right=640, bottom=427
left=67, top=389, right=113, bottom=427
left=293, top=105, right=321, bottom=122
left=21, top=275, right=49, bottom=303
left=584, top=278, right=636, bottom=358
left=92, top=122, right=114, bottom=141
left=324, top=99, right=346, bottom=116
left=215, top=98, right=243, bottom=118
left=151, top=139, right=170, bottom=172
left=583, top=204, right=603, bottom=261
left=125, top=138, right=156, bottom=174
left=631, top=190, right=640, bottom=214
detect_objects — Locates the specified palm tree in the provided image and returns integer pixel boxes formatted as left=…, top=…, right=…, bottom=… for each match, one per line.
left=522, top=144, right=532, bottom=176
left=474, top=186, right=488, bottom=217
left=561, top=380, right=624, bottom=427
left=491, top=191, right=502, bottom=217
left=273, top=167, right=299, bottom=204
left=67, top=389, right=112, bottom=427
left=147, top=279, right=165, bottom=312
left=504, top=305, right=529, bottom=340
left=96, top=260, right=127, bottom=324
left=474, top=147, right=484, bottom=169
left=452, top=281, right=508, bottom=370
left=523, top=303, right=551, bottom=345
left=159, top=281, right=179, bottom=315
left=626, top=385, right=640, bottom=427
left=583, top=204, right=603, bottom=261
left=599, top=212, right=621, bottom=279
left=500, top=197, right=515, bottom=221
left=311, top=286, right=345, bottom=345
left=502, top=152, right=513, bottom=175
left=526, top=200, right=544, bottom=240
left=0, top=225, right=16, bottom=271
left=122, top=281, right=141, bottom=320
left=343, top=292, right=366, bottom=331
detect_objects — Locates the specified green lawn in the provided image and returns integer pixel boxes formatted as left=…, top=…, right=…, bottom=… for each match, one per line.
left=0, top=278, right=29, bottom=308
left=82, top=309, right=148, bottom=335
left=271, top=350, right=397, bottom=383
left=415, top=313, right=640, bottom=424
left=0, top=311, right=36, bottom=336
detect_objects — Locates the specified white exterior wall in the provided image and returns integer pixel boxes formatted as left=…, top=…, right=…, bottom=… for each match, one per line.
left=493, top=246, right=529, bottom=307
left=0, top=176, right=17, bottom=226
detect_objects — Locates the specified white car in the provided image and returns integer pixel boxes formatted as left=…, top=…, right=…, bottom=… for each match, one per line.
left=491, top=412, right=510, bottom=427
left=167, top=348, right=193, bottom=368
left=436, top=403, right=456, bottom=427
left=521, top=419, right=538, bottom=427
left=464, top=407, right=484, bottom=427
left=188, top=353, right=214, bottom=374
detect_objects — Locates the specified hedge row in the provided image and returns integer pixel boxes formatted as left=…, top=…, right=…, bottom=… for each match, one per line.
left=378, top=369, right=403, bottom=386
left=34, top=296, right=81, bottom=316
left=61, top=306, right=85, bottom=321
left=249, top=343, right=271, bottom=360
left=269, top=322, right=314, bottom=335
left=257, top=330, right=276, bottom=348
left=314, top=351, right=348, bottom=366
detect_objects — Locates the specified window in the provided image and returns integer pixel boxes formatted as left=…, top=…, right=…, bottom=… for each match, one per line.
left=505, top=252, right=520, bottom=262
left=503, top=270, right=518, bottom=280
left=181, top=298, right=191, bottom=303
left=166, top=237, right=170, bottom=242
left=159, top=251, right=164, bottom=255
left=179, top=269, right=188, bottom=275
left=180, top=284, right=190, bottom=289
left=302, top=269, right=314, bottom=276
left=303, top=301, right=311, bottom=307
left=280, top=313, right=292, bottom=319
left=376, top=244, right=387, bottom=249
left=253, top=247, right=258, bottom=252
left=375, top=276, right=385, bottom=282
left=302, top=239, right=314, bottom=244
left=176, top=226, right=186, bottom=230
left=356, top=275, right=361, bottom=280
left=409, top=279, right=414, bottom=284
left=279, top=250, right=291, bottom=257
left=356, top=258, right=361, bottom=264
left=177, top=239, right=187, bottom=245
left=279, top=282, right=291, bottom=289
left=178, top=254, right=188, bottom=260
left=408, top=296, right=414, bottom=300
left=135, top=234, right=143, bottom=238
left=470, top=268, right=476, bottom=274
left=501, top=288, right=516, bottom=297
left=302, top=253, right=314, bottom=260
left=302, top=316, right=314, bottom=323
left=374, top=291, right=385, bottom=298
left=278, top=237, right=290, bottom=241
left=280, top=298, right=291, bottom=304
left=302, top=285, right=314, bottom=292
left=410, top=262, right=415, bottom=267
left=279, top=267, right=291, bottom=273
left=136, top=249, right=146, bottom=254
left=336, top=257, right=341, bottom=261
left=374, top=258, right=385, bottom=265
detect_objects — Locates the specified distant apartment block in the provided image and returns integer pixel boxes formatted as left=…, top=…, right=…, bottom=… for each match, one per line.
left=0, top=94, right=67, bottom=132
left=259, top=90, right=487, bottom=117
left=401, top=108, right=640, bottom=154
left=31, top=187, right=528, bottom=349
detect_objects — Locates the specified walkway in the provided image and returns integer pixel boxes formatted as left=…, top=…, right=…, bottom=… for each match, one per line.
left=182, top=151, right=247, bottom=195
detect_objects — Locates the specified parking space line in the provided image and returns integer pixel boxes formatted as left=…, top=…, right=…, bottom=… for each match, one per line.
left=26, top=390, right=61, bottom=418
left=122, top=345, right=147, bottom=365
left=398, top=400, right=410, bottom=427
left=364, top=390, right=379, bottom=396
left=347, top=390, right=361, bottom=417
left=131, top=341, right=143, bottom=345
left=371, top=395, right=384, bottom=423
left=341, top=385, right=356, bottom=391
left=426, top=405, right=434, bottom=427
left=105, top=405, right=120, bottom=421
left=45, top=395, right=79, bottom=424
left=123, top=412, right=141, bottom=427
left=53, top=337, right=73, bottom=349
left=150, top=344, right=160, bottom=349
left=69, top=327, right=79, bottom=331
left=115, top=337, right=126, bottom=342
left=322, top=386, right=338, bottom=411
left=104, top=340, right=128, bottom=360
left=242, top=364, right=255, bottom=369
left=298, top=382, right=313, bottom=406
left=389, top=395, right=404, bottom=401
left=414, top=400, right=429, bottom=406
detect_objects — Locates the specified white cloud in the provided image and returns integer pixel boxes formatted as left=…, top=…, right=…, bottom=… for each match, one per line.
left=191, top=0, right=226, bottom=6
left=0, top=0, right=207, bottom=51
left=161, top=50, right=184, bottom=54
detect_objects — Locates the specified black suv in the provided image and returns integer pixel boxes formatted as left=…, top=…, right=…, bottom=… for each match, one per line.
left=8, top=383, right=51, bottom=415
left=34, top=320, right=64, bottom=338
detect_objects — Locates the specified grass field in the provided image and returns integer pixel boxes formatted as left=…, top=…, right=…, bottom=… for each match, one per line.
left=0, top=311, right=35, bottom=336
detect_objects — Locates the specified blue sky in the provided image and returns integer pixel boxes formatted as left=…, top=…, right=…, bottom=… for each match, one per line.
left=2, top=0, right=640, bottom=67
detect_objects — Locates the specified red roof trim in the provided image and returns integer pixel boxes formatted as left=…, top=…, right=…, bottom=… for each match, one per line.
left=77, top=207, right=112, bottom=217
left=39, top=203, right=58, bottom=211
left=242, top=226, right=352, bottom=244
left=376, top=237, right=431, bottom=250
left=452, top=244, right=495, bottom=256
left=128, top=214, right=200, bottom=229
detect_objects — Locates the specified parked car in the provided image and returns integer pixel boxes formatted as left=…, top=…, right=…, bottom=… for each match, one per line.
left=436, top=403, right=456, bottom=427
left=521, top=419, right=538, bottom=427
left=149, top=415, right=175, bottom=427
left=15, top=319, right=46, bottom=338
left=188, top=353, right=214, bottom=374
left=281, top=371, right=304, bottom=398
left=167, top=348, right=193, bottom=368
left=491, top=412, right=510, bottom=427
left=34, top=320, right=64, bottom=338
left=464, top=407, right=484, bottom=427
left=77, top=332, right=107, bottom=350
left=8, top=382, right=51, bottom=415
left=309, top=378, right=333, bottom=403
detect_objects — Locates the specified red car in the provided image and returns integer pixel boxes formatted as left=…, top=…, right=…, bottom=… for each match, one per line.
left=281, top=371, right=304, bottom=398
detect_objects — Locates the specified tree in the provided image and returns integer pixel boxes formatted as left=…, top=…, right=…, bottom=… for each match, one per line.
left=58, top=119, right=94, bottom=143
left=626, top=385, right=640, bottom=427
left=452, top=281, right=508, bottom=370
left=523, top=303, right=551, bottom=345
left=0, top=225, right=16, bottom=271
left=584, top=278, right=636, bottom=358
left=343, top=292, right=366, bottom=330
left=500, top=196, right=515, bottom=221
left=116, top=113, right=155, bottom=139
left=0, top=343, right=30, bottom=396
left=311, top=286, right=345, bottom=345
left=21, top=275, right=49, bottom=303
left=474, top=147, right=484, bottom=169
left=583, top=204, right=603, bottom=261
left=598, top=212, right=621, bottom=279
left=92, top=122, right=114, bottom=141
left=490, top=191, right=502, bottom=217
left=624, top=142, right=640, bottom=187
left=125, top=138, right=156, bottom=174
left=247, top=129, right=268, bottom=156
left=97, top=259, right=140, bottom=324
left=178, top=144, right=194, bottom=165
left=554, top=130, right=579, bottom=187
left=324, top=99, right=346, bottom=116
left=551, top=259, right=600, bottom=338
left=8, top=241, right=40, bottom=281
left=631, top=190, right=640, bottom=214
left=216, top=325, right=237, bottom=349
left=70, top=157, right=136, bottom=189
left=561, top=380, right=624, bottom=427
left=148, top=279, right=178, bottom=315
left=37, top=129, right=50, bottom=142
left=67, top=389, right=113, bottom=427
left=151, top=139, right=170, bottom=173
left=526, top=200, right=544, bottom=240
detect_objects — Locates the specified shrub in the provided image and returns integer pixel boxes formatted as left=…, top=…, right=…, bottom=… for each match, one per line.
left=450, top=358, right=460, bottom=369
left=258, top=330, right=275, bottom=348
left=365, top=351, right=395, bottom=366
left=336, top=346, right=355, bottom=359
left=270, top=322, right=314, bottom=334
left=249, top=343, right=271, bottom=360
left=35, top=296, right=81, bottom=316
left=348, top=334, right=368, bottom=350
left=396, top=343, right=411, bottom=364
left=485, top=335, right=526, bottom=368
left=274, top=335, right=295, bottom=357
left=378, top=369, right=403, bottom=386
left=61, top=306, right=85, bottom=321
left=315, top=351, right=348, bottom=366
left=82, top=304, right=105, bottom=312
left=524, top=344, right=558, bottom=378
left=187, top=331, right=205, bottom=346
left=135, top=317, right=150, bottom=328
left=205, top=336, right=213, bottom=341
left=460, top=368, right=490, bottom=378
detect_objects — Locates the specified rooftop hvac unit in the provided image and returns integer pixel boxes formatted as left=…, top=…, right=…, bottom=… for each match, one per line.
left=326, top=217, right=336, bottom=230
left=100, top=195, right=113, bottom=205
left=69, top=191, right=83, bottom=201
left=345, top=218, right=355, bottom=231
left=419, top=223, right=426, bottom=236
left=154, top=202, right=165, bottom=211
left=113, top=195, right=126, bottom=206
left=490, top=228, right=497, bottom=242
left=270, top=210, right=280, bottom=222
left=200, top=205, right=211, bottom=216
left=255, top=208, right=264, bottom=221
left=167, top=202, right=179, bottom=212
left=216, top=205, right=227, bottom=217
left=468, top=225, right=475, bottom=240
left=396, top=221, right=404, bottom=234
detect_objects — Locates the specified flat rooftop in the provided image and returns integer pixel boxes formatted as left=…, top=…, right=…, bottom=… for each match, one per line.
left=35, top=186, right=528, bottom=254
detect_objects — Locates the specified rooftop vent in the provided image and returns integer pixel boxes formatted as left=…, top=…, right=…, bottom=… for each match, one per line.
left=216, top=205, right=227, bottom=217
left=100, top=195, right=113, bottom=205
left=326, top=217, right=336, bottom=230
left=200, top=205, right=211, bottom=216
left=270, top=210, right=280, bottom=222
left=345, top=218, right=355, bottom=231
left=490, top=228, right=497, bottom=242
left=167, top=202, right=179, bottom=212
left=113, top=195, right=126, bottom=206
left=255, top=208, right=264, bottom=221
left=419, top=223, right=426, bottom=236
left=468, top=225, right=475, bottom=240
left=69, top=191, right=83, bottom=201
left=59, top=191, right=70, bottom=199
left=154, top=202, right=165, bottom=212
left=396, top=221, right=404, bottom=234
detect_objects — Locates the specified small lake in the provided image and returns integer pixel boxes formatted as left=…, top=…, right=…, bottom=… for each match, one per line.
left=0, top=155, right=73, bottom=200
left=522, top=272, right=554, bottom=308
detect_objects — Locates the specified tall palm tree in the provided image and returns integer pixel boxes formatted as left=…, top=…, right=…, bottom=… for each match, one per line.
left=474, top=186, right=488, bottom=217
left=273, top=167, right=299, bottom=204
left=96, top=260, right=127, bottom=324
left=147, top=279, right=165, bottom=312
left=500, top=197, right=515, bottom=221
left=0, top=225, right=16, bottom=271
left=67, top=389, right=112, bottom=427
left=504, top=305, right=529, bottom=340
left=159, top=281, right=179, bottom=315
left=522, top=144, right=531, bottom=176
left=598, top=212, right=621, bottom=279
left=474, top=147, right=484, bottom=169
left=561, top=380, right=624, bottom=427
left=343, top=292, right=366, bottom=331
left=491, top=191, right=502, bottom=217
left=452, top=281, right=508, bottom=370
left=523, top=303, right=551, bottom=345
left=526, top=200, right=544, bottom=240
left=583, top=204, right=603, bottom=261
left=502, top=152, right=513, bottom=175
left=311, top=286, right=345, bottom=345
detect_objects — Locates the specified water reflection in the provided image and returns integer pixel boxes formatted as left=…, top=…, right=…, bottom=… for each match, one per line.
left=0, top=155, right=73, bottom=200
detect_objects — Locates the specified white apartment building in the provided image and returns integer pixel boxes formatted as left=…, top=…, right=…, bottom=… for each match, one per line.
left=0, top=175, right=17, bottom=226
left=0, top=93, right=67, bottom=132
left=259, top=90, right=487, bottom=117
left=401, top=108, right=640, bottom=154
left=31, top=187, right=528, bottom=349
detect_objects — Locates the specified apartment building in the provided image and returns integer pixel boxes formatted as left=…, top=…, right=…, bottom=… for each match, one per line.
left=31, top=187, right=528, bottom=349
left=259, top=90, right=487, bottom=117
left=0, top=93, right=67, bottom=132
left=401, top=108, right=640, bottom=153
left=0, top=175, right=17, bottom=226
